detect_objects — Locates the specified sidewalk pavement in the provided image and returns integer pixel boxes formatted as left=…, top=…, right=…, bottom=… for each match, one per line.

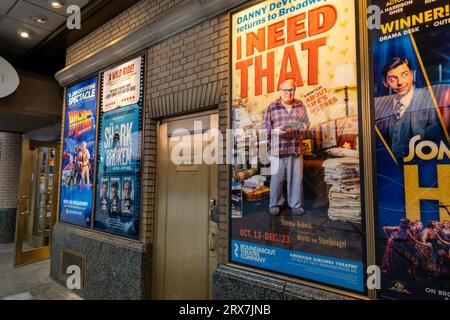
left=0, top=243, right=81, bottom=300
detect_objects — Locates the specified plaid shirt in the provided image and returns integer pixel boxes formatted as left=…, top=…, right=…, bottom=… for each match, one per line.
left=263, top=99, right=310, bottom=156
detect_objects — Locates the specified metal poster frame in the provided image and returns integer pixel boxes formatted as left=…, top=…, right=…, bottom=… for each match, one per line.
left=227, top=0, right=376, bottom=300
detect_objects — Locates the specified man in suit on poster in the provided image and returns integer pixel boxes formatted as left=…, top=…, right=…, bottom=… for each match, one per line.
left=109, top=180, right=121, bottom=215
left=120, top=179, right=138, bottom=236
left=98, top=180, right=110, bottom=215
left=120, top=179, right=133, bottom=216
left=374, top=57, right=447, bottom=162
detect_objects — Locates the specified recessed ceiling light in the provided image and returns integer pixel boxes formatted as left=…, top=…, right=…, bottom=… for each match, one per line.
left=48, top=0, right=63, bottom=9
left=30, top=14, right=48, bottom=24
left=17, top=29, right=30, bottom=38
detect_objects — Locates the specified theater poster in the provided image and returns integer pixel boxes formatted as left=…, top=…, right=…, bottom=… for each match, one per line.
left=102, top=56, right=142, bottom=112
left=60, top=76, right=98, bottom=228
left=94, top=56, right=144, bottom=240
left=371, top=0, right=450, bottom=300
left=230, top=0, right=367, bottom=293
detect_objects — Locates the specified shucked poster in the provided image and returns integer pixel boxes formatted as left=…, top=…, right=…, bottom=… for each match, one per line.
left=60, top=76, right=98, bottom=227
left=371, top=0, right=450, bottom=299
left=94, top=104, right=141, bottom=239
left=230, top=0, right=366, bottom=293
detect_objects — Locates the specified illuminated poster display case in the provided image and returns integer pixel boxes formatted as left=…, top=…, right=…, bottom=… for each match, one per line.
left=94, top=56, right=145, bottom=240
left=228, top=0, right=450, bottom=300
left=369, top=0, right=450, bottom=300
left=59, top=75, right=99, bottom=228
left=58, top=55, right=145, bottom=242
left=229, top=0, right=371, bottom=298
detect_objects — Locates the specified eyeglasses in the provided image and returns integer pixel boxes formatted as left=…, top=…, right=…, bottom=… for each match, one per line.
left=280, top=88, right=295, bottom=93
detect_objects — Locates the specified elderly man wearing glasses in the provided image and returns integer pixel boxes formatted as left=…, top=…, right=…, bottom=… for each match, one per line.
left=263, top=79, right=310, bottom=216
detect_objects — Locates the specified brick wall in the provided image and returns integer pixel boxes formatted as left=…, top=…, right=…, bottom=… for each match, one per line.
left=0, top=132, right=22, bottom=209
left=143, top=15, right=230, bottom=264
left=66, top=0, right=184, bottom=66
left=146, top=17, right=229, bottom=98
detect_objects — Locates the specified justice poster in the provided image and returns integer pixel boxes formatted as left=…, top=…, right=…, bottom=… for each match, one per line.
left=60, top=75, right=98, bottom=228
left=230, top=0, right=366, bottom=292
left=371, top=0, right=450, bottom=300
left=94, top=104, right=141, bottom=239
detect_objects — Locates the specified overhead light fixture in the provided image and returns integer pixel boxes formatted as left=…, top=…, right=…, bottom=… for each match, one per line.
left=48, top=0, right=63, bottom=8
left=0, top=56, right=20, bottom=98
left=30, top=14, right=48, bottom=24
left=17, top=29, right=31, bottom=38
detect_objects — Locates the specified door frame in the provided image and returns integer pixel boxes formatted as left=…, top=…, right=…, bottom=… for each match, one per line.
left=14, top=139, right=60, bottom=266
left=152, top=109, right=218, bottom=299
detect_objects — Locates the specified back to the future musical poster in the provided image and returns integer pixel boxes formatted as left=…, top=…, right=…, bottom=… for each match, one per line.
left=371, top=0, right=450, bottom=300
left=60, top=76, right=98, bottom=228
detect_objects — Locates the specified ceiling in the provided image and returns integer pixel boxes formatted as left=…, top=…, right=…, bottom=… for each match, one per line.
left=0, top=0, right=140, bottom=75
left=0, top=0, right=140, bottom=134
left=0, top=0, right=91, bottom=63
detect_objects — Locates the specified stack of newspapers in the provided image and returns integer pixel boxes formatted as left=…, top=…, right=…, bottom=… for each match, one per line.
left=322, top=157, right=361, bottom=223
